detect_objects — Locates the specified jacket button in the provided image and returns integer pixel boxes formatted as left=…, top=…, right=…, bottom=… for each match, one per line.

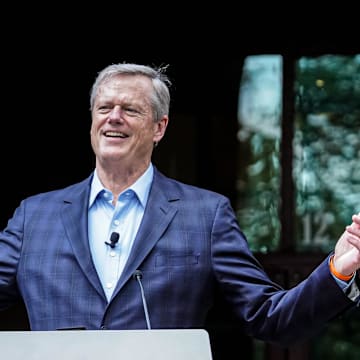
left=100, top=325, right=107, bottom=330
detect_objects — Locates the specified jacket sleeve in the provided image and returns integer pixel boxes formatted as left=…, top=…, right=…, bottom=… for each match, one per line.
left=211, top=196, right=355, bottom=346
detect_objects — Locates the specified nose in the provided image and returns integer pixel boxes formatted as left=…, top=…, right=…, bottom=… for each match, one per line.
left=108, top=105, right=123, bottom=122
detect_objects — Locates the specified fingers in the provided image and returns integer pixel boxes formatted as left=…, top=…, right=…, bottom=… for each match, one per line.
left=346, top=215, right=360, bottom=251
left=348, top=211, right=360, bottom=227
left=346, top=223, right=360, bottom=236
left=352, top=213, right=360, bottom=226
left=347, top=233, right=360, bottom=252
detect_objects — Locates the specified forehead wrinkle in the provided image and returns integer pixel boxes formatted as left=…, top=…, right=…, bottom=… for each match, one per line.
left=97, top=78, right=152, bottom=110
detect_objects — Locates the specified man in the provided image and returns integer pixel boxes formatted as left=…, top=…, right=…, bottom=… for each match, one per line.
left=1, top=63, right=359, bottom=347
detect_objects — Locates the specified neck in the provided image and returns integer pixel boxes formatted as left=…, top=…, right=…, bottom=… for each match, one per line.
left=96, top=162, right=150, bottom=200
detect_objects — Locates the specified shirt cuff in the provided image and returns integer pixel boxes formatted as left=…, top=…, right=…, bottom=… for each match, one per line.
left=332, top=272, right=360, bottom=303
left=345, top=281, right=360, bottom=302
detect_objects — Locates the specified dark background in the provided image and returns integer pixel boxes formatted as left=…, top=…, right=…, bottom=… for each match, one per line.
left=2, top=24, right=357, bottom=223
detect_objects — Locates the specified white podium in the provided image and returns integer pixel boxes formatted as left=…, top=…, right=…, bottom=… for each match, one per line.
left=0, top=329, right=213, bottom=359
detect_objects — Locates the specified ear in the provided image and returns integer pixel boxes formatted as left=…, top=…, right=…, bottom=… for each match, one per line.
left=153, top=115, right=169, bottom=143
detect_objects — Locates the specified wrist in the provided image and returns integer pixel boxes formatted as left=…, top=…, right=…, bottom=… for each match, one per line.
left=329, top=255, right=354, bottom=281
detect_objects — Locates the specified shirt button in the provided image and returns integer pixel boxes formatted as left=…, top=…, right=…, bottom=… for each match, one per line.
left=110, top=251, right=116, bottom=257
left=106, top=282, right=113, bottom=289
left=114, top=220, right=120, bottom=226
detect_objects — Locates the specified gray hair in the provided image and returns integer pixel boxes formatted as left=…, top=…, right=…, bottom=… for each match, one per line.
left=89, top=63, right=171, bottom=122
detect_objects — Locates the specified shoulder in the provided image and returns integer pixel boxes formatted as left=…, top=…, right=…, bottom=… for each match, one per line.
left=21, top=174, right=93, bottom=204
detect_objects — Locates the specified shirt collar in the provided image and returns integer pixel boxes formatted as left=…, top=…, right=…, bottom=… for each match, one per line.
left=89, top=164, right=154, bottom=209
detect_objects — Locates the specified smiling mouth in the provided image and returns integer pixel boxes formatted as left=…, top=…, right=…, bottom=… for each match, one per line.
left=104, top=131, right=128, bottom=138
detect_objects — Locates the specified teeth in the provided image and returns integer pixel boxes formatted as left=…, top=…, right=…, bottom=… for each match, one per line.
left=105, top=131, right=126, bottom=137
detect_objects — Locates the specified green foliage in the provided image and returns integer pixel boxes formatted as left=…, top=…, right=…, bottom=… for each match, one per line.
left=294, top=55, right=360, bottom=251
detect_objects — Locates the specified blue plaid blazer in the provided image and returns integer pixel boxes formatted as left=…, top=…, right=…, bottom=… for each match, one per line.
left=0, top=168, right=353, bottom=346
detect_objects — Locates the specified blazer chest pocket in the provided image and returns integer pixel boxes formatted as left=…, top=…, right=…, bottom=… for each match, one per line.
left=155, top=253, right=200, bottom=267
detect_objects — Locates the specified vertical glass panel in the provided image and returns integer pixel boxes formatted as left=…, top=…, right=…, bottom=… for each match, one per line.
left=237, top=55, right=282, bottom=253
left=295, top=54, right=360, bottom=360
left=294, top=54, right=360, bottom=252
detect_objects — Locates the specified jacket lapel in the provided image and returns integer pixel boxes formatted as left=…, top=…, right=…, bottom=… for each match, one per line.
left=58, top=170, right=180, bottom=300
left=113, top=169, right=179, bottom=296
left=60, top=175, right=105, bottom=298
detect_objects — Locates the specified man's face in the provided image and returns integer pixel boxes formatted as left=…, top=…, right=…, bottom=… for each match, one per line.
left=90, top=74, right=167, bottom=169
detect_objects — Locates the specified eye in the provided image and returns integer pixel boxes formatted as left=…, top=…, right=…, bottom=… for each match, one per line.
left=124, top=107, right=139, bottom=115
left=97, top=105, right=112, bottom=113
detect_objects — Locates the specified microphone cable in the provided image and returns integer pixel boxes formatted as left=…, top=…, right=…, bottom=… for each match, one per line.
left=133, top=270, right=152, bottom=330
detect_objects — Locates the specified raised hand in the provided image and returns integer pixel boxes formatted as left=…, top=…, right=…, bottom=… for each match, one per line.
left=333, top=213, right=360, bottom=276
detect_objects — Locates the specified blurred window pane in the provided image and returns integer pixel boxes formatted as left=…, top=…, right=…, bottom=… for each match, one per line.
left=294, top=54, right=360, bottom=252
left=236, top=55, right=282, bottom=253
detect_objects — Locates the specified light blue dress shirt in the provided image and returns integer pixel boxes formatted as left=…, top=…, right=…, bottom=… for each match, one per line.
left=332, top=267, right=360, bottom=302
left=88, top=164, right=153, bottom=301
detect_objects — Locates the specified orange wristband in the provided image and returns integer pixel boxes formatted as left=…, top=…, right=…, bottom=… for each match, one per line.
left=329, top=256, right=354, bottom=281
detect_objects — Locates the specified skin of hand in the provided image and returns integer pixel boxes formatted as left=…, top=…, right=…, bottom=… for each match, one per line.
left=333, top=213, right=360, bottom=276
